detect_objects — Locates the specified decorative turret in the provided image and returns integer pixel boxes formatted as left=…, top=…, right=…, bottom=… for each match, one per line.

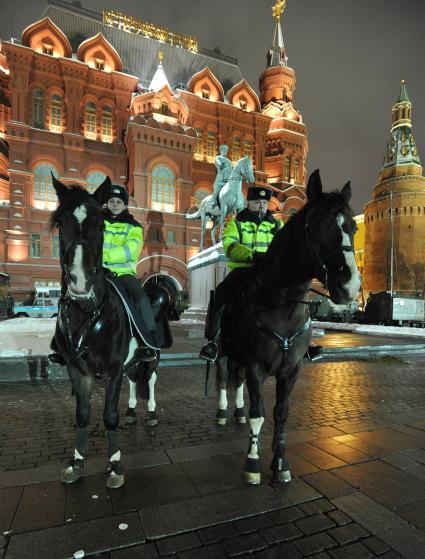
left=382, top=80, right=421, bottom=172
left=148, top=51, right=171, bottom=92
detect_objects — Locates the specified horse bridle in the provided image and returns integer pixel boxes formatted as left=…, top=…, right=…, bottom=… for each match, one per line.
left=61, top=238, right=102, bottom=277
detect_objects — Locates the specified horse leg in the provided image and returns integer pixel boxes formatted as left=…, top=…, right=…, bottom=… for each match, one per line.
left=234, top=368, right=247, bottom=424
left=200, top=214, right=205, bottom=251
left=104, top=372, right=125, bottom=489
left=244, top=364, right=265, bottom=485
left=216, top=356, right=228, bottom=426
left=125, top=376, right=137, bottom=424
left=146, top=370, right=158, bottom=427
left=271, top=363, right=301, bottom=483
left=61, top=369, right=93, bottom=484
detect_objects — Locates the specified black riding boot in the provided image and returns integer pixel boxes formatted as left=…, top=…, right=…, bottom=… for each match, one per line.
left=48, top=335, right=66, bottom=366
left=199, top=302, right=224, bottom=362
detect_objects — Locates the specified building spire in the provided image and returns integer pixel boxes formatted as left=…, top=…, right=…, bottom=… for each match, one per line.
left=383, top=80, right=421, bottom=170
left=148, top=50, right=171, bottom=92
left=267, top=0, right=288, bottom=68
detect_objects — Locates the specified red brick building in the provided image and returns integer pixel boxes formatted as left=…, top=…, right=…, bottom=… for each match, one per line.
left=0, top=0, right=308, bottom=301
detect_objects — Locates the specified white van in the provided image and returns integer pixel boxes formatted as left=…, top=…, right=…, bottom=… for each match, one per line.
left=13, top=298, right=58, bottom=318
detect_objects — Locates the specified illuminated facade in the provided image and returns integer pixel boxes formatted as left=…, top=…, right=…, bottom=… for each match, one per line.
left=0, top=0, right=308, bottom=300
left=363, top=82, right=425, bottom=296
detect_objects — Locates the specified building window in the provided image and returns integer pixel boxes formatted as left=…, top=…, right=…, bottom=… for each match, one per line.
left=194, top=128, right=203, bottom=161
left=101, top=106, right=112, bottom=142
left=284, top=156, right=291, bottom=182
left=50, top=94, right=62, bottom=132
left=201, top=84, right=210, bottom=99
left=95, top=59, right=105, bottom=70
left=42, top=40, right=54, bottom=55
left=32, top=89, right=44, bottom=129
left=195, top=188, right=210, bottom=206
left=30, top=234, right=41, bottom=258
left=243, top=139, right=253, bottom=160
left=151, top=164, right=175, bottom=212
left=86, top=171, right=107, bottom=194
left=206, top=131, right=216, bottom=162
left=231, top=136, right=240, bottom=163
left=33, top=163, right=58, bottom=210
left=161, top=102, right=169, bottom=116
left=239, top=96, right=247, bottom=110
left=167, top=230, right=176, bottom=244
left=85, top=102, right=96, bottom=140
left=52, top=235, right=60, bottom=259
left=294, top=159, right=299, bottom=182
left=148, top=228, right=161, bottom=242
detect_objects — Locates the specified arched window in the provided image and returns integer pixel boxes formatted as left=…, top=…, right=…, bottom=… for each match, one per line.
left=50, top=94, right=62, bottom=132
left=101, top=106, right=112, bottom=142
left=33, top=163, right=58, bottom=210
left=294, top=159, right=299, bottom=182
left=231, top=136, right=240, bottom=163
left=243, top=139, right=253, bottom=160
left=194, top=188, right=210, bottom=206
left=206, top=131, right=216, bottom=162
left=86, top=171, right=107, bottom=194
left=284, top=156, right=291, bottom=182
left=85, top=102, right=96, bottom=139
left=32, top=89, right=44, bottom=129
left=194, top=128, right=203, bottom=161
left=151, top=164, right=175, bottom=212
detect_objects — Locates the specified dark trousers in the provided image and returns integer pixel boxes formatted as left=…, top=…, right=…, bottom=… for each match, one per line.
left=206, top=267, right=253, bottom=339
left=117, top=274, right=156, bottom=333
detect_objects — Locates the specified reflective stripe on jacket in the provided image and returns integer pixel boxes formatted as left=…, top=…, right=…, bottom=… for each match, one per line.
left=222, top=209, right=283, bottom=269
left=103, top=219, right=143, bottom=276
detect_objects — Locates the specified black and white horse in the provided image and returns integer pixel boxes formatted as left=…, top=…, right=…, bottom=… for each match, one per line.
left=51, top=176, right=159, bottom=488
left=220, top=170, right=361, bottom=484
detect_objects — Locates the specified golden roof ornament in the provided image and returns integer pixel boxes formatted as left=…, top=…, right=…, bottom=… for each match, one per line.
left=272, top=0, right=287, bottom=22
left=158, top=51, right=164, bottom=63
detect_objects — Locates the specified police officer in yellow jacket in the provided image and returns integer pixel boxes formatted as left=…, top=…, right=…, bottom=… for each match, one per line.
left=200, top=186, right=282, bottom=361
left=49, top=184, right=157, bottom=364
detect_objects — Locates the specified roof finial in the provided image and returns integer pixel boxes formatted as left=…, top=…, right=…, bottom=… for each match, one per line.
left=158, top=50, right=164, bottom=63
left=272, top=0, right=287, bottom=22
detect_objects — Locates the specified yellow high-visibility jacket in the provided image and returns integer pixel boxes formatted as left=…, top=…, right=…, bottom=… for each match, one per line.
left=102, top=210, right=143, bottom=276
left=222, top=208, right=283, bottom=269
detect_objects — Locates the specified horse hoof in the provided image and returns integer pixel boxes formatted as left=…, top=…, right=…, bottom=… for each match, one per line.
left=244, top=471, right=261, bottom=485
left=234, top=407, right=247, bottom=424
left=106, top=471, right=125, bottom=489
left=125, top=408, right=137, bottom=425
left=216, top=409, right=227, bottom=426
left=61, top=465, right=82, bottom=484
left=273, top=470, right=292, bottom=483
left=146, top=411, right=158, bottom=427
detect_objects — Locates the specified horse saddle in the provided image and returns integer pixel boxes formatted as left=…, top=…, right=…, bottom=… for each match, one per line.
left=106, top=278, right=172, bottom=350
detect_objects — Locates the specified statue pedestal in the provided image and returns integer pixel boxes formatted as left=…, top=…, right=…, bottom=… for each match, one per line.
left=184, top=243, right=228, bottom=321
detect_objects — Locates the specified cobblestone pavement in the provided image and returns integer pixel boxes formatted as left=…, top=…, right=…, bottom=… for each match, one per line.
left=1, top=356, right=425, bottom=558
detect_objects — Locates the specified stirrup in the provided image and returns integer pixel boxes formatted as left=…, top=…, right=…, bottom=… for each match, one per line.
left=199, top=342, right=218, bottom=362
left=140, top=347, right=156, bottom=362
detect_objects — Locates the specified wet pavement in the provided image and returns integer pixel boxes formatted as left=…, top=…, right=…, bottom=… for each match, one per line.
left=1, top=356, right=425, bottom=558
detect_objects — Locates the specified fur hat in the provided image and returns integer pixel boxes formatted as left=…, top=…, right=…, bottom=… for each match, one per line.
left=108, top=184, right=129, bottom=205
left=247, top=186, right=272, bottom=201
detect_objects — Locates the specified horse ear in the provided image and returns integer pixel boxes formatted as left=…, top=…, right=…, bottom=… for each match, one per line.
left=306, top=169, right=322, bottom=203
left=51, top=173, right=68, bottom=202
left=340, top=181, right=352, bottom=204
left=91, top=176, right=112, bottom=205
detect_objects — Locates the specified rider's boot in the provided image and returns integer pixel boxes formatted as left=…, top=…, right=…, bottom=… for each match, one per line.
left=199, top=303, right=223, bottom=362
left=305, top=343, right=323, bottom=362
left=140, top=329, right=158, bottom=362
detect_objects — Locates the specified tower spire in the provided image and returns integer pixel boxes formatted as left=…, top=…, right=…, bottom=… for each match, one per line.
left=267, top=1, right=288, bottom=67
left=148, top=50, right=171, bottom=91
left=383, top=80, right=420, bottom=170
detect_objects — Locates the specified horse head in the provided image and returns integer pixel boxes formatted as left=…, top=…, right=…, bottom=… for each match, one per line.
left=50, top=175, right=111, bottom=302
left=303, top=169, right=361, bottom=304
left=233, top=155, right=255, bottom=184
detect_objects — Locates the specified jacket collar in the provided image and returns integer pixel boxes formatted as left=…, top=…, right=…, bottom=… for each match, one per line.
left=236, top=208, right=277, bottom=225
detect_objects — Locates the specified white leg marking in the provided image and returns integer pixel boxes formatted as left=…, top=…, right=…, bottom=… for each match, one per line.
left=124, top=337, right=138, bottom=366
left=74, top=448, right=84, bottom=461
left=218, top=388, right=228, bottom=410
left=248, top=417, right=264, bottom=459
left=73, top=204, right=87, bottom=225
left=128, top=378, right=137, bottom=409
left=147, top=371, right=157, bottom=412
left=337, top=214, right=361, bottom=300
left=110, top=450, right=121, bottom=462
left=235, top=384, right=244, bottom=409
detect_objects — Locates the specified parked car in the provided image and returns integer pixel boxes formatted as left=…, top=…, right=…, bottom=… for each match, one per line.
left=13, top=298, right=58, bottom=318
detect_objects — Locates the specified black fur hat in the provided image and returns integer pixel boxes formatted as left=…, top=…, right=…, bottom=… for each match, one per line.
left=247, top=186, right=272, bottom=201
left=108, top=184, right=129, bottom=205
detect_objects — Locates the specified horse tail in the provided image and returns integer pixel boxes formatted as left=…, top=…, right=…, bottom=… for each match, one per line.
left=186, top=208, right=201, bottom=220
left=135, top=361, right=150, bottom=400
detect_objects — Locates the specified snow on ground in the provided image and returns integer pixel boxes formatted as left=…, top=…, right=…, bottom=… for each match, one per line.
left=314, top=321, right=425, bottom=339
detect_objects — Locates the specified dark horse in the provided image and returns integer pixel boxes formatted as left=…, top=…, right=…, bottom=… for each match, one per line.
left=51, top=176, right=162, bottom=489
left=220, top=170, right=361, bottom=484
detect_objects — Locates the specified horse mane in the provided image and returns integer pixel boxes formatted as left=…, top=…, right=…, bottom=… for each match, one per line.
left=50, top=184, right=99, bottom=230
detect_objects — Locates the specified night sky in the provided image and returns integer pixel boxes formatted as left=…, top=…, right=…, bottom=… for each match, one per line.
left=1, top=0, right=424, bottom=214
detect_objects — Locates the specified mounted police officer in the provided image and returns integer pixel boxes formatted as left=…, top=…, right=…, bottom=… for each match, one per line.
left=199, top=185, right=322, bottom=362
left=49, top=184, right=158, bottom=364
